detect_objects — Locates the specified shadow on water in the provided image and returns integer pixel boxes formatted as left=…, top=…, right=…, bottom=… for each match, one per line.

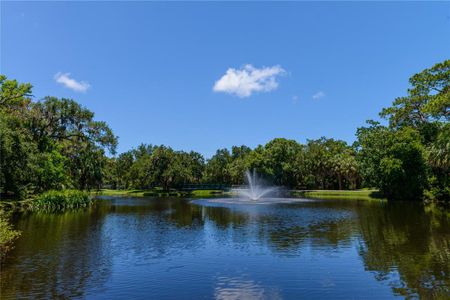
left=0, top=196, right=448, bottom=299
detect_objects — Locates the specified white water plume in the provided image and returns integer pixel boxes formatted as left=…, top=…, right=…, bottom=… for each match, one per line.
left=233, top=169, right=278, bottom=200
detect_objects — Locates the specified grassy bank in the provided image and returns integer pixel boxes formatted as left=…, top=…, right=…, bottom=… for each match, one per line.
left=293, top=189, right=385, bottom=201
left=94, top=188, right=226, bottom=198
left=96, top=188, right=385, bottom=201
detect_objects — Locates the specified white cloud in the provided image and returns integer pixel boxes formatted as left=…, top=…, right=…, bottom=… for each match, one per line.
left=213, top=64, right=286, bottom=98
left=54, top=72, right=90, bottom=92
left=292, top=95, right=299, bottom=104
left=312, top=91, right=325, bottom=100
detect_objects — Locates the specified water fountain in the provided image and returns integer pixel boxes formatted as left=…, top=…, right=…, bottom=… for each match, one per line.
left=234, top=169, right=278, bottom=200
left=192, top=170, right=312, bottom=206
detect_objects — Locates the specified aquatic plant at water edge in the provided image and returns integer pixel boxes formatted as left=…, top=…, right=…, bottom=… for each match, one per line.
left=33, top=190, right=92, bottom=210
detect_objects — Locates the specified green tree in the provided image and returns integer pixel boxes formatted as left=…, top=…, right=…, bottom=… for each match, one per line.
left=356, top=122, right=427, bottom=200
left=263, top=138, right=303, bottom=187
left=29, top=97, right=117, bottom=190
left=0, top=75, right=37, bottom=197
left=303, top=138, right=354, bottom=190
left=0, top=76, right=118, bottom=196
left=0, top=113, right=38, bottom=197
left=380, top=60, right=449, bottom=128
left=148, top=146, right=176, bottom=191
left=330, top=149, right=359, bottom=190
left=377, top=60, right=449, bottom=201
left=29, top=97, right=117, bottom=153
left=228, top=146, right=252, bottom=184
left=0, top=74, right=32, bottom=111
left=115, top=151, right=135, bottom=189
left=35, top=147, right=70, bottom=192
left=182, top=151, right=205, bottom=184
left=204, top=149, right=231, bottom=184
left=425, top=123, right=450, bottom=201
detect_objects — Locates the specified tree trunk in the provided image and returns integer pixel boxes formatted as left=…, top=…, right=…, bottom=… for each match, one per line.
left=338, top=175, right=342, bottom=190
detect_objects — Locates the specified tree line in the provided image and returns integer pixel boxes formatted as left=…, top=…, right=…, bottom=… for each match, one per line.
left=106, top=138, right=360, bottom=192
left=0, top=60, right=448, bottom=201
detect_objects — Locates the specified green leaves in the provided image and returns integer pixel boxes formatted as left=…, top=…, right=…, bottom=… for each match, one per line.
left=0, top=74, right=33, bottom=110
left=374, top=60, right=449, bottom=201
left=202, top=137, right=359, bottom=190
left=104, top=144, right=206, bottom=191
left=380, top=60, right=450, bottom=128
left=0, top=76, right=118, bottom=197
left=357, top=123, right=427, bottom=200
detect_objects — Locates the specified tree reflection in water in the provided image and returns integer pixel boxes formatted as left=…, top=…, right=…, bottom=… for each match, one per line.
left=356, top=202, right=449, bottom=298
left=1, top=207, right=112, bottom=299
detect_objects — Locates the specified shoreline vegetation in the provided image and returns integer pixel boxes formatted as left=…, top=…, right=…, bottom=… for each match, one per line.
left=0, top=190, right=92, bottom=258
left=96, top=188, right=386, bottom=201
left=93, top=188, right=225, bottom=198
left=0, top=188, right=387, bottom=211
left=0, top=190, right=93, bottom=212
left=0, top=188, right=385, bottom=212
left=33, top=190, right=92, bottom=210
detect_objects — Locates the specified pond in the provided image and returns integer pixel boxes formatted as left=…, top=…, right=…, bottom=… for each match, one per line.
left=1, top=196, right=449, bottom=299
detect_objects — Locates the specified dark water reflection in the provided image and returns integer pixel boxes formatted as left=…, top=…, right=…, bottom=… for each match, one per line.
left=1, top=197, right=449, bottom=299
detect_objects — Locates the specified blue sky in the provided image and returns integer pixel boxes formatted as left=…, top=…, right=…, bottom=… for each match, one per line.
left=2, top=2, right=449, bottom=157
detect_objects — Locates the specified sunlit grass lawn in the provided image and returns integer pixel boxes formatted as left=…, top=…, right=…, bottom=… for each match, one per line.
left=294, top=189, right=385, bottom=200
left=94, top=188, right=225, bottom=198
left=96, top=188, right=384, bottom=201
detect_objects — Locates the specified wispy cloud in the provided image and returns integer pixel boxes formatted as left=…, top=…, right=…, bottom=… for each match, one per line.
left=312, top=91, right=325, bottom=100
left=54, top=72, right=90, bottom=92
left=213, top=64, right=286, bottom=98
left=292, top=95, right=299, bottom=104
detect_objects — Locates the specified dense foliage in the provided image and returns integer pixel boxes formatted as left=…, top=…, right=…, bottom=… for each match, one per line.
left=0, top=60, right=448, bottom=202
left=363, top=60, right=449, bottom=201
left=0, top=75, right=117, bottom=199
left=104, top=137, right=359, bottom=191
left=356, top=123, right=427, bottom=201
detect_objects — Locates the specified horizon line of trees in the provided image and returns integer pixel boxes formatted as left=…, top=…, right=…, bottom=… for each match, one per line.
left=105, top=137, right=361, bottom=192
left=1, top=60, right=448, bottom=201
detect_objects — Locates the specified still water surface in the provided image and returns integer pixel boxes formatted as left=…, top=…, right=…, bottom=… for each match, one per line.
left=1, top=196, right=449, bottom=299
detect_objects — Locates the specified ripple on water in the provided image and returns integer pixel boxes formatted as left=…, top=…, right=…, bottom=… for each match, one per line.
left=191, top=197, right=318, bottom=207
